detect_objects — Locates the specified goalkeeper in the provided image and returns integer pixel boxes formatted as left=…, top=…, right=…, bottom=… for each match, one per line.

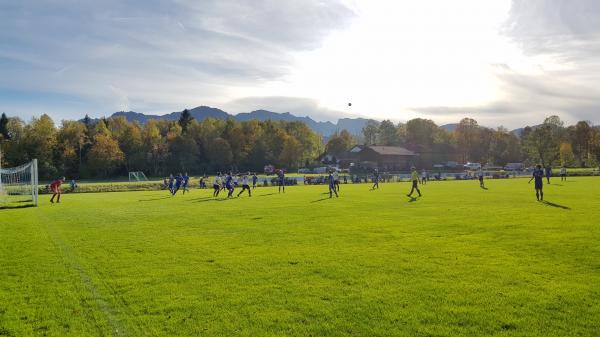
left=50, top=177, right=65, bottom=203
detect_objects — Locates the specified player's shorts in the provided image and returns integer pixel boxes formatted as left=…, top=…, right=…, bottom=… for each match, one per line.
left=213, top=183, right=220, bottom=189
left=535, top=180, right=543, bottom=189
left=51, top=186, right=60, bottom=193
left=242, top=184, right=250, bottom=189
left=226, top=183, right=233, bottom=190
left=279, top=179, right=285, bottom=185
left=479, top=176, right=484, bottom=182
left=412, top=180, right=418, bottom=188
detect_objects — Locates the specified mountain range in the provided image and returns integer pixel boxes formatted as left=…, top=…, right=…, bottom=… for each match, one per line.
left=108, top=106, right=527, bottom=137
left=111, top=106, right=372, bottom=137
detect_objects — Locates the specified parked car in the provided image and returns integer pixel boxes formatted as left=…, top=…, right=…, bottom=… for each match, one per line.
left=504, top=162, right=524, bottom=171
left=445, top=161, right=459, bottom=169
left=463, top=162, right=482, bottom=170
left=298, top=168, right=312, bottom=174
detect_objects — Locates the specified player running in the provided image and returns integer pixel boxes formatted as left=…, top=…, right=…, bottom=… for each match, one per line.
left=477, top=167, right=485, bottom=188
left=328, top=169, right=339, bottom=198
left=372, top=169, right=380, bottom=190
left=213, top=173, right=222, bottom=197
left=529, top=164, right=544, bottom=201
left=407, top=166, right=422, bottom=198
left=237, top=172, right=252, bottom=197
left=50, top=177, right=65, bottom=203
left=421, top=169, right=427, bottom=185
left=181, top=172, right=190, bottom=195
left=167, top=174, right=174, bottom=195
left=277, top=169, right=285, bottom=193
left=225, top=172, right=235, bottom=198
left=560, top=166, right=567, bottom=181
left=172, top=173, right=183, bottom=195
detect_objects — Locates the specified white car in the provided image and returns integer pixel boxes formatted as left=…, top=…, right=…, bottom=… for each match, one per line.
left=463, top=162, right=481, bottom=170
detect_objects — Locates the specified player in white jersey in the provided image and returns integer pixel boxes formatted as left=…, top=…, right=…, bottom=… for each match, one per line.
left=333, top=170, right=340, bottom=192
left=213, top=173, right=222, bottom=197
left=237, top=172, right=252, bottom=197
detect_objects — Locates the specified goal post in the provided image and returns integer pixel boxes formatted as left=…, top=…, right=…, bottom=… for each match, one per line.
left=128, top=171, right=148, bottom=182
left=0, top=158, right=38, bottom=207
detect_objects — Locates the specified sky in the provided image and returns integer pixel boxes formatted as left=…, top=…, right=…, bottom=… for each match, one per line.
left=1, top=0, right=600, bottom=128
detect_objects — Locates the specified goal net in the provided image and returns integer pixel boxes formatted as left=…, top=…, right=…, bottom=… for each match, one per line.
left=0, top=159, right=38, bottom=207
left=128, top=171, right=148, bottom=182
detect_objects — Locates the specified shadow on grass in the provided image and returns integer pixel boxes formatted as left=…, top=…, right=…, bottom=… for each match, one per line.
left=551, top=183, right=564, bottom=187
left=0, top=204, right=36, bottom=210
left=193, top=197, right=231, bottom=203
left=186, top=196, right=213, bottom=202
left=257, top=193, right=277, bottom=197
left=480, top=186, right=489, bottom=190
left=138, top=196, right=171, bottom=202
left=407, top=196, right=418, bottom=202
left=542, top=200, right=571, bottom=210
left=311, top=197, right=332, bottom=203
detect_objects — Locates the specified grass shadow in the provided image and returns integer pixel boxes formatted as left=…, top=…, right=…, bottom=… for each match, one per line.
left=139, top=196, right=171, bottom=202
left=311, top=197, right=332, bottom=203
left=0, top=204, right=36, bottom=210
left=480, top=186, right=489, bottom=190
left=551, top=183, right=564, bottom=187
left=407, top=196, right=418, bottom=202
left=542, top=200, right=571, bottom=210
left=257, top=193, right=277, bottom=197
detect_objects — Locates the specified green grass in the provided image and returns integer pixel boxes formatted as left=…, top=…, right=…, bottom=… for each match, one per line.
left=1, top=178, right=599, bottom=337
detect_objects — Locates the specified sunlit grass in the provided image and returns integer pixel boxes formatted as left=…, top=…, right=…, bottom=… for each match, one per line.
left=1, top=178, right=599, bottom=336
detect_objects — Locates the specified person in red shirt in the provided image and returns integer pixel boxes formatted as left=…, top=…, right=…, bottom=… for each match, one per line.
left=50, top=177, right=65, bottom=203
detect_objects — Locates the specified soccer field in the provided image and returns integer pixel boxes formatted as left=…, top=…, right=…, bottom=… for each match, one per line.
left=1, top=178, right=599, bottom=337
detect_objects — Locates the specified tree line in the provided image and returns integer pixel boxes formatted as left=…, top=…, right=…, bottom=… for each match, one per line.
left=0, top=110, right=322, bottom=179
left=1, top=111, right=599, bottom=179
left=326, top=116, right=600, bottom=169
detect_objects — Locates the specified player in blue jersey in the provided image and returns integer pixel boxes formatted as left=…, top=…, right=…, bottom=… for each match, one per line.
left=181, top=172, right=190, bottom=195
left=172, top=173, right=183, bottom=195
left=545, top=165, right=552, bottom=184
left=252, top=173, right=258, bottom=189
left=529, top=164, right=544, bottom=201
left=328, top=169, right=339, bottom=198
left=277, top=169, right=285, bottom=193
left=167, top=174, right=174, bottom=195
left=372, top=169, right=380, bottom=190
left=225, top=172, right=235, bottom=198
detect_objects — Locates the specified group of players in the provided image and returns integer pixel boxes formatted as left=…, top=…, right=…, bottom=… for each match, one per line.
left=165, top=173, right=191, bottom=196
left=48, top=163, right=568, bottom=203
left=211, top=172, right=260, bottom=198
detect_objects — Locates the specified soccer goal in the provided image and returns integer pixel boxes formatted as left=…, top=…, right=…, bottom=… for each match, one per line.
left=0, top=159, right=38, bottom=207
left=128, top=171, right=149, bottom=182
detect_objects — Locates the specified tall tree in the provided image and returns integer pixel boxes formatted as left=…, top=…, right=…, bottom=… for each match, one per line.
left=362, top=120, right=379, bottom=145
left=378, top=120, right=399, bottom=145
left=522, top=115, right=565, bottom=166
left=178, top=109, right=194, bottom=133
left=325, top=129, right=354, bottom=155
left=87, top=134, right=124, bottom=177
left=454, top=118, right=480, bottom=163
left=0, top=113, right=9, bottom=140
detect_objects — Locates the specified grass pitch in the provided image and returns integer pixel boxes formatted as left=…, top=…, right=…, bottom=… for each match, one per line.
left=1, top=178, right=599, bottom=337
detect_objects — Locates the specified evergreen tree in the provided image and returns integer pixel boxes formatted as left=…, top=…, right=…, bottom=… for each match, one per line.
left=178, top=109, right=194, bottom=133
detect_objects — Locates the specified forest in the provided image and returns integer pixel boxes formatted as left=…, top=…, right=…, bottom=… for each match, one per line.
left=1, top=110, right=599, bottom=179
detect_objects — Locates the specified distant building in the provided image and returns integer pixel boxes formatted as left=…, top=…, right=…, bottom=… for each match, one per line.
left=321, top=145, right=417, bottom=171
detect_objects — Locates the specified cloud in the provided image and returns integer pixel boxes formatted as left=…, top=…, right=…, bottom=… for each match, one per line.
left=223, top=96, right=358, bottom=122
left=0, top=0, right=354, bottom=119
